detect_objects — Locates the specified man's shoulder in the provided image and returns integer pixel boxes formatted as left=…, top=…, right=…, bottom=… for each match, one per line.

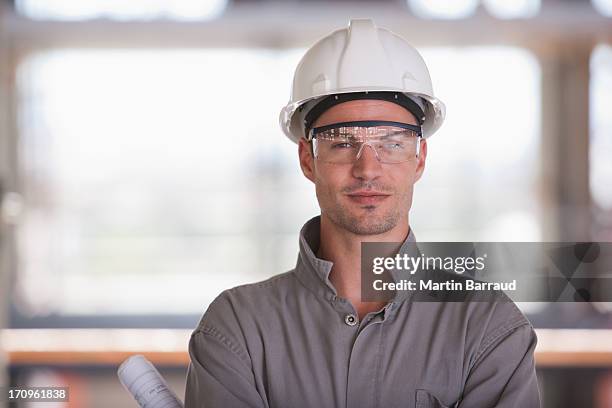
left=471, top=290, right=533, bottom=339
left=194, top=269, right=300, bottom=333
left=222, top=269, right=300, bottom=303
left=416, top=268, right=534, bottom=345
left=425, top=268, right=530, bottom=321
left=456, top=285, right=536, bottom=360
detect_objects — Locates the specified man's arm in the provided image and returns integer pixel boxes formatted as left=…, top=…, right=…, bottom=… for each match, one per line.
left=184, top=290, right=267, bottom=408
left=184, top=327, right=267, bottom=408
left=458, top=322, right=540, bottom=408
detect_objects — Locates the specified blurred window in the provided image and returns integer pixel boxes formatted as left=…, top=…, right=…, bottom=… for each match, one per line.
left=16, top=49, right=317, bottom=317
left=482, top=0, right=540, bottom=19
left=592, top=0, right=612, bottom=17
left=407, top=0, right=478, bottom=19
left=15, top=0, right=227, bottom=21
left=590, top=45, right=612, bottom=212
left=15, top=46, right=541, bottom=321
left=413, top=47, right=541, bottom=241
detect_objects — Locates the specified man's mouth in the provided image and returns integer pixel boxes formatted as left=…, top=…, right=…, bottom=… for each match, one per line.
left=346, top=191, right=391, bottom=205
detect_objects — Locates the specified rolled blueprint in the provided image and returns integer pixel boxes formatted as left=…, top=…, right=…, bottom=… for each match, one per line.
left=118, top=355, right=184, bottom=408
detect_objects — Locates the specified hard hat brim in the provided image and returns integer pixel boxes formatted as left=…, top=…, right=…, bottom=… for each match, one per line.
left=280, top=89, right=446, bottom=144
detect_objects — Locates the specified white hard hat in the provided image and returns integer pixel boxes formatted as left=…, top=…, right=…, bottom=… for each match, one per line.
left=279, top=19, right=446, bottom=143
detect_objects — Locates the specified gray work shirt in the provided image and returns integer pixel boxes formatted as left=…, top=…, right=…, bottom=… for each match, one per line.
left=185, top=216, right=541, bottom=408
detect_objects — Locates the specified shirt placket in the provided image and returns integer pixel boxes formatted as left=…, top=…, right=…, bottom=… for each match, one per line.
left=334, top=298, right=388, bottom=408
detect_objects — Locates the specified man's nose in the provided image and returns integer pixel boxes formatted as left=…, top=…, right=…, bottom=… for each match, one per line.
left=351, top=143, right=382, bottom=180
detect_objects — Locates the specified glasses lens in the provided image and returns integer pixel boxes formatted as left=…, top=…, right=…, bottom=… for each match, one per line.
left=313, top=125, right=419, bottom=164
left=313, top=126, right=362, bottom=164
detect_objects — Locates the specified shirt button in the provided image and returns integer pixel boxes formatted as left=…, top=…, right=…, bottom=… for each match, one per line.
left=344, top=314, right=357, bottom=326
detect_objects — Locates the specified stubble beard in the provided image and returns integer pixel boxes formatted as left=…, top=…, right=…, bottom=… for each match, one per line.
left=325, top=202, right=401, bottom=235
left=316, top=176, right=412, bottom=235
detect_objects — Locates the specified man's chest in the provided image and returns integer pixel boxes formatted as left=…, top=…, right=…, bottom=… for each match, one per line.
left=247, top=312, right=466, bottom=408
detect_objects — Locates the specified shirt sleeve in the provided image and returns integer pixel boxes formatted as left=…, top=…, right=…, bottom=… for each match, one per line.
left=184, top=327, right=267, bottom=408
left=457, top=322, right=541, bottom=408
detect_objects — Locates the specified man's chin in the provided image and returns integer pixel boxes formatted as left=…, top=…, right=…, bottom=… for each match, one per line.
left=336, top=213, right=398, bottom=236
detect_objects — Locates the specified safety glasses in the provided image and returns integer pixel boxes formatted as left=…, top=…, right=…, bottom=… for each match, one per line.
left=307, top=120, right=422, bottom=164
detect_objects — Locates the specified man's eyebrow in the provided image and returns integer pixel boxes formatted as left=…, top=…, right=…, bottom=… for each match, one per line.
left=325, top=127, right=412, bottom=141
left=376, top=129, right=412, bottom=140
left=333, top=128, right=362, bottom=141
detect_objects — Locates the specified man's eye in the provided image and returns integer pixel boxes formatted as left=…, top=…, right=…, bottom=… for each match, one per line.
left=383, top=142, right=404, bottom=150
left=331, top=142, right=354, bottom=149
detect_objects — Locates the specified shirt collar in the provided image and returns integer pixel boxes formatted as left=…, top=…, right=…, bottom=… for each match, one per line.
left=294, top=215, right=417, bottom=305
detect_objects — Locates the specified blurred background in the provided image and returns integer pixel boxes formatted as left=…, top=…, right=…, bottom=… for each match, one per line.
left=0, top=0, right=611, bottom=406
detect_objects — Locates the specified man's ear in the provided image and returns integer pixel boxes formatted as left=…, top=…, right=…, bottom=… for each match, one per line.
left=414, top=138, right=427, bottom=182
left=298, top=138, right=315, bottom=183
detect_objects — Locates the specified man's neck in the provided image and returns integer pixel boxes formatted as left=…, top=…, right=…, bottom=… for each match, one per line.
left=317, top=214, right=410, bottom=320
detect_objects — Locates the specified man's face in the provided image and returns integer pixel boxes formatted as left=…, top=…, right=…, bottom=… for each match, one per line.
left=298, top=99, right=427, bottom=236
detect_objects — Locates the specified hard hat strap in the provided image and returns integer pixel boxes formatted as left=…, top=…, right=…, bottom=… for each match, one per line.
left=303, top=91, right=425, bottom=136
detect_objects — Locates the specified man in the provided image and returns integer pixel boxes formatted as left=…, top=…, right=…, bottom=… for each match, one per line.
left=185, top=19, right=540, bottom=408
